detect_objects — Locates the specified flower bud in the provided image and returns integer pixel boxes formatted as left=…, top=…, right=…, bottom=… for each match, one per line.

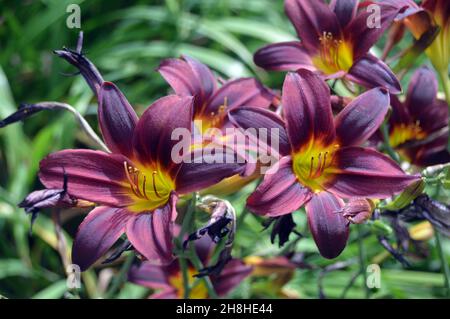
left=341, top=198, right=375, bottom=224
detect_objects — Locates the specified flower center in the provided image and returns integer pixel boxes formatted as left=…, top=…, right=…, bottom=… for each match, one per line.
left=124, top=162, right=175, bottom=213
left=389, top=122, right=426, bottom=148
left=169, top=268, right=209, bottom=299
left=292, top=142, right=339, bottom=192
left=195, top=97, right=228, bottom=134
left=312, top=32, right=353, bottom=75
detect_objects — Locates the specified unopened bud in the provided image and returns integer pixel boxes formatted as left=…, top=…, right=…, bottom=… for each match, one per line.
left=341, top=198, right=375, bottom=224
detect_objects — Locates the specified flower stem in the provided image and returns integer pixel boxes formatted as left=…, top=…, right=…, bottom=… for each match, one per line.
left=437, top=70, right=450, bottom=152
left=380, top=123, right=400, bottom=164
left=36, top=102, right=109, bottom=152
left=104, top=253, right=134, bottom=298
left=179, top=256, right=191, bottom=299
left=178, top=194, right=197, bottom=299
left=435, top=231, right=450, bottom=298
left=188, top=247, right=218, bottom=299
left=437, top=70, right=450, bottom=107
left=357, top=225, right=370, bottom=299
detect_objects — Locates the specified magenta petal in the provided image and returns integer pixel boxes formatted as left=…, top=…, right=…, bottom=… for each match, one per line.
left=330, top=0, right=357, bottom=28
left=405, top=67, right=438, bottom=120
left=228, top=106, right=291, bottom=156
left=347, top=3, right=400, bottom=58
left=282, top=70, right=335, bottom=151
left=126, top=194, right=177, bottom=265
left=128, top=262, right=171, bottom=289
left=205, top=78, right=274, bottom=115
left=306, top=192, right=349, bottom=259
left=39, top=149, right=133, bottom=206
left=247, top=156, right=312, bottom=217
left=327, top=146, right=420, bottom=198
left=284, top=0, right=341, bottom=52
left=335, top=87, right=390, bottom=146
left=347, top=54, right=402, bottom=94
left=72, top=206, right=131, bottom=271
left=98, top=82, right=138, bottom=157
left=253, top=41, right=315, bottom=71
left=133, top=95, right=193, bottom=171
left=151, top=289, right=178, bottom=299
left=211, top=259, right=253, bottom=297
left=157, top=57, right=216, bottom=112
left=175, top=148, right=248, bottom=195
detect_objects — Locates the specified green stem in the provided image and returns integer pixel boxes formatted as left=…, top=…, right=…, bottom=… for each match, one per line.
left=178, top=255, right=191, bottom=299
left=188, top=247, right=219, bottom=299
left=340, top=270, right=363, bottom=299
left=438, top=70, right=450, bottom=107
left=435, top=231, right=450, bottom=298
left=177, top=194, right=197, bottom=299
left=380, top=123, right=400, bottom=163
left=104, top=253, right=134, bottom=298
left=357, top=226, right=370, bottom=299
left=436, top=70, right=450, bottom=152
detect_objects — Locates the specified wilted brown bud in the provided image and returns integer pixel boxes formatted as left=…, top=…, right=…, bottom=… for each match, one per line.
left=340, top=198, right=375, bottom=224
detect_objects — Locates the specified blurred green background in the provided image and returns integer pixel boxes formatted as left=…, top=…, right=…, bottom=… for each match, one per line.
left=0, top=0, right=449, bottom=299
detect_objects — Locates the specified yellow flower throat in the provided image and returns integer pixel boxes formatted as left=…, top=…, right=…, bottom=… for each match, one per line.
left=124, top=162, right=175, bottom=212
left=312, top=32, right=354, bottom=75
left=292, top=142, right=340, bottom=193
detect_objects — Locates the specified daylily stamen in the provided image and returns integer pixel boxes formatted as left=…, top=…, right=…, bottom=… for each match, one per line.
left=152, top=171, right=162, bottom=199
left=124, top=161, right=140, bottom=198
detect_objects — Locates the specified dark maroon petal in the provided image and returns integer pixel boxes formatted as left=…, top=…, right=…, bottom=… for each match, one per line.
left=211, top=259, right=253, bottom=296
left=183, top=55, right=217, bottom=99
left=416, top=99, right=449, bottom=133
left=72, top=206, right=131, bottom=271
left=39, top=149, right=133, bottom=206
left=347, top=3, right=400, bottom=58
left=403, top=132, right=450, bottom=166
left=98, top=82, right=138, bottom=157
left=253, top=42, right=315, bottom=71
left=175, top=148, right=248, bottom=195
left=330, top=0, right=358, bottom=28
left=157, top=57, right=216, bottom=112
left=347, top=54, right=402, bottom=94
left=335, top=87, right=390, bottom=146
left=284, top=0, right=341, bottom=52
left=133, top=95, right=193, bottom=170
left=306, top=192, right=349, bottom=259
left=204, top=78, right=275, bottom=116
left=247, top=156, right=312, bottom=217
left=128, top=262, right=171, bottom=289
left=405, top=67, right=438, bottom=121
left=228, top=106, right=291, bottom=156
left=326, top=146, right=420, bottom=198
left=126, top=194, right=177, bottom=265
left=282, top=70, right=335, bottom=151
left=411, top=146, right=450, bottom=167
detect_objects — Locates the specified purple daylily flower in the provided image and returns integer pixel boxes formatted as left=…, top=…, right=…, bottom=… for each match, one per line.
left=253, top=0, right=402, bottom=93
left=38, top=82, right=247, bottom=271
left=389, top=67, right=450, bottom=166
left=128, top=236, right=252, bottom=299
left=157, top=55, right=277, bottom=134
left=229, top=69, right=420, bottom=259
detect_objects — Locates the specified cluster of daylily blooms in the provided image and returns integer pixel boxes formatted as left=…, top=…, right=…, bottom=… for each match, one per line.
left=2, top=0, right=449, bottom=298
